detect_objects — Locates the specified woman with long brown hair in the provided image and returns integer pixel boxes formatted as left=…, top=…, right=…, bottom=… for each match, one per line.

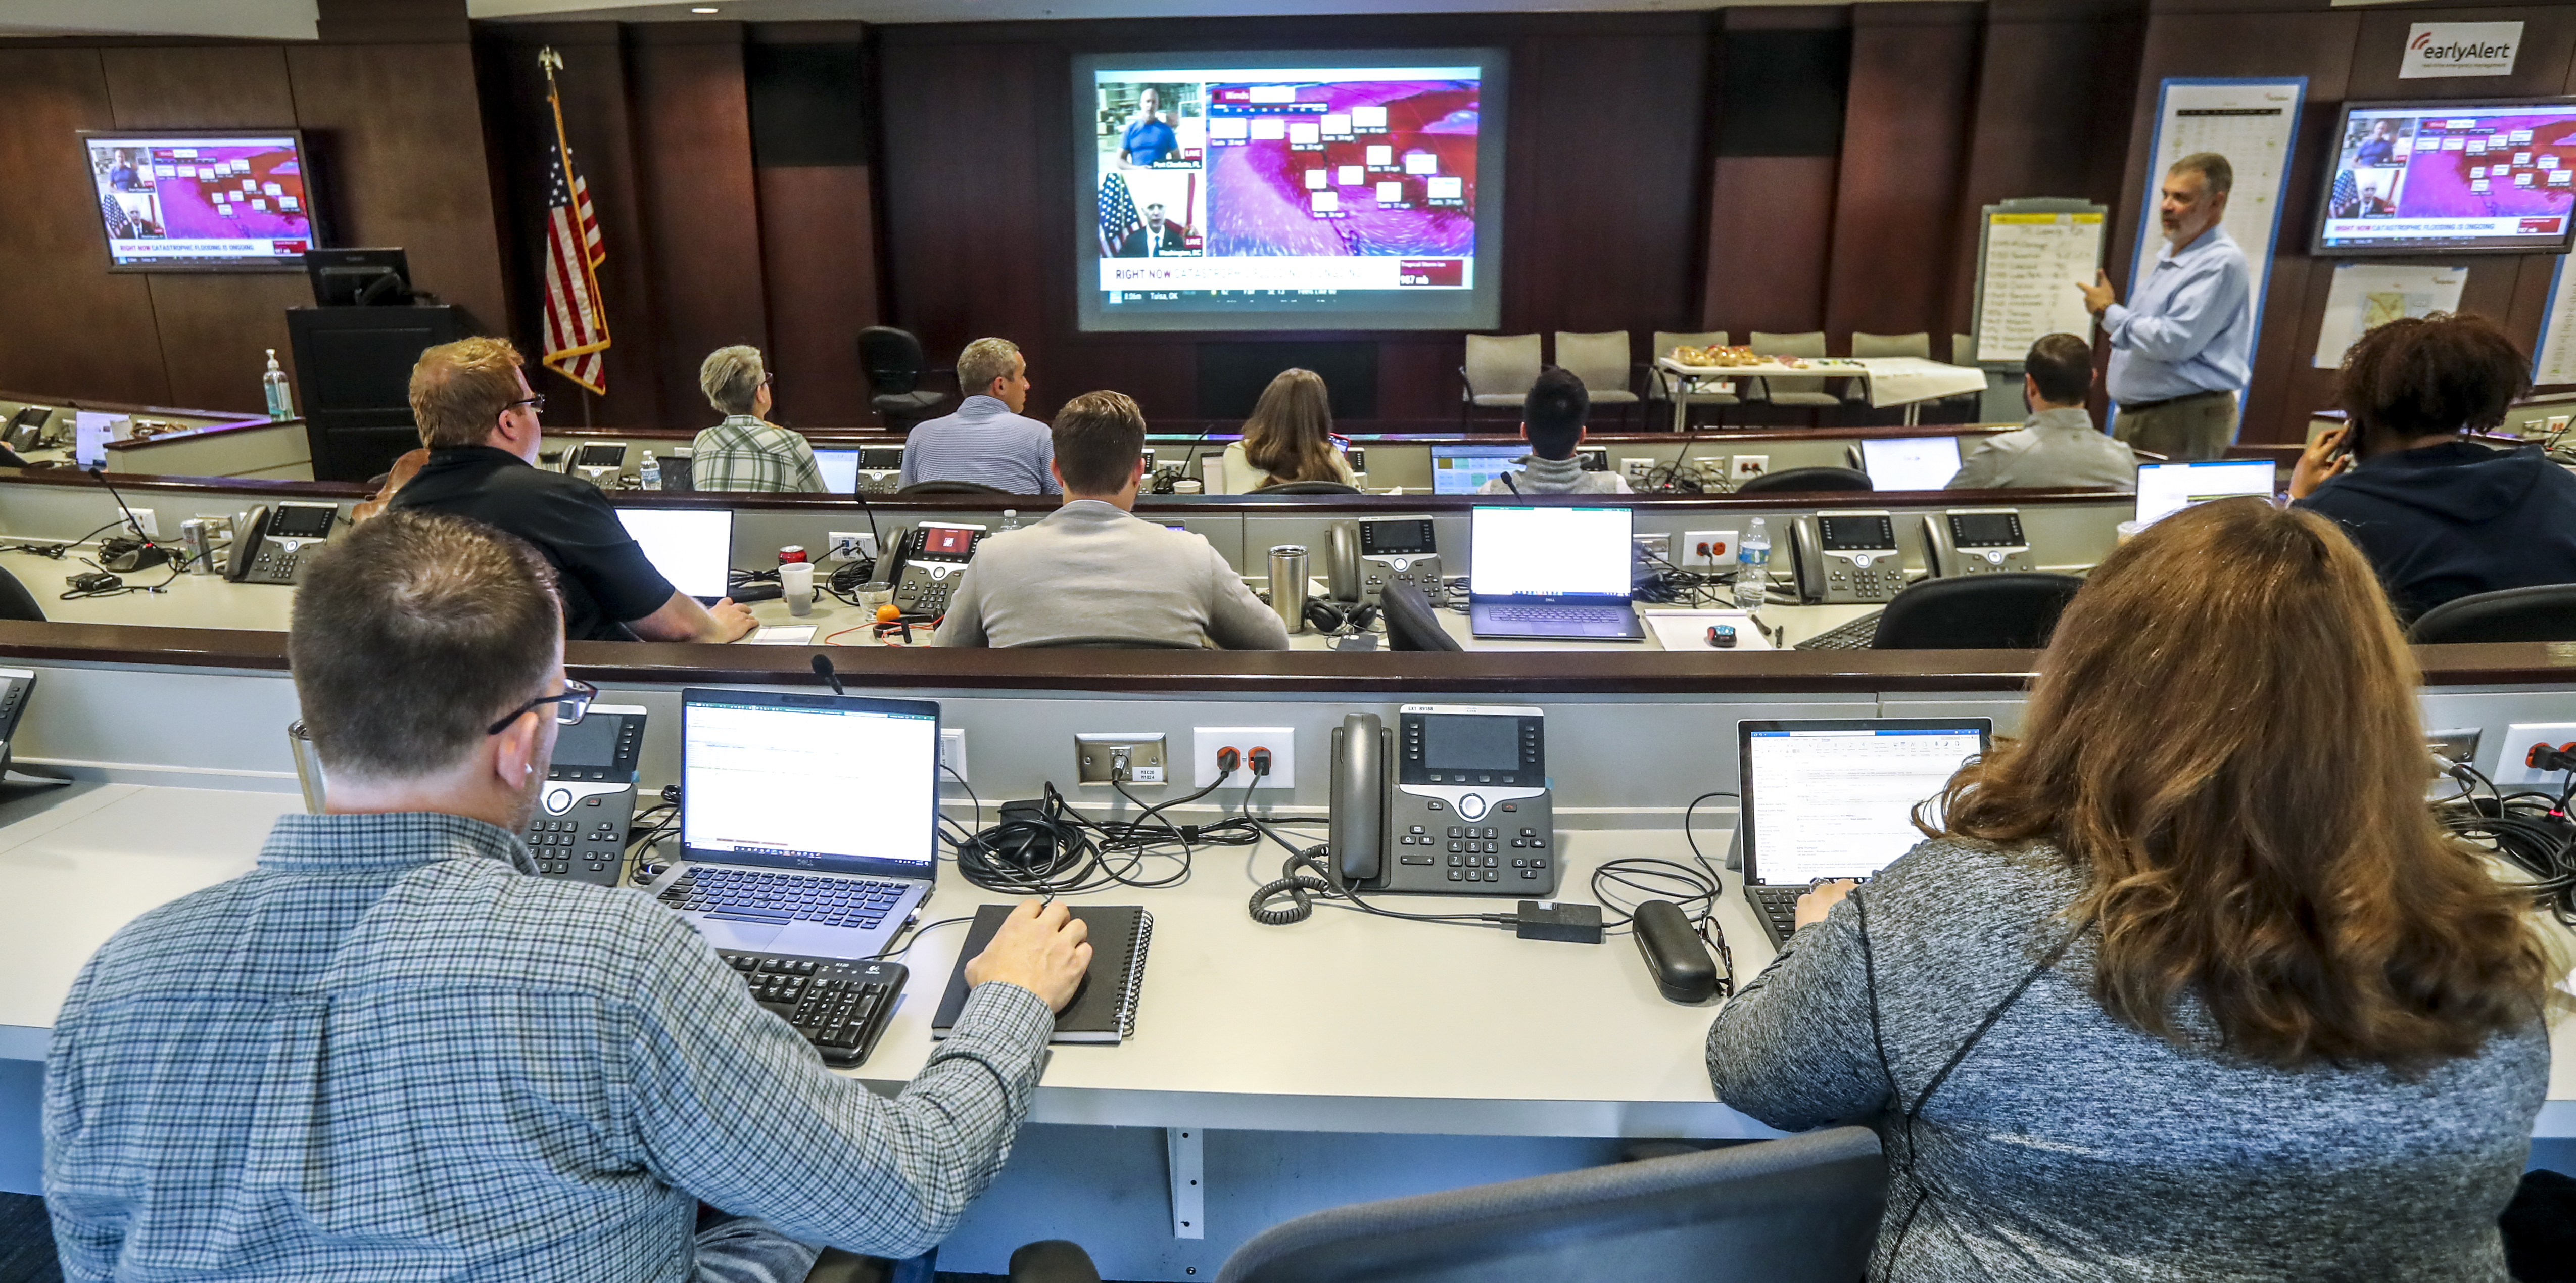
left=1222, top=368, right=1358, bottom=492
left=1708, top=497, right=2558, bottom=1280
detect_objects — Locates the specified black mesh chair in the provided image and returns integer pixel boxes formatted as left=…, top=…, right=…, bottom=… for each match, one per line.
left=1733, top=466, right=1872, bottom=495
left=1381, top=581, right=1460, bottom=652
left=0, top=566, right=44, bottom=622
left=2407, top=584, right=2576, bottom=644
left=1872, top=573, right=2084, bottom=650
left=1248, top=481, right=1362, bottom=496
left=895, top=479, right=1008, bottom=495
left=857, top=326, right=951, bottom=430
left=1012, top=636, right=1204, bottom=649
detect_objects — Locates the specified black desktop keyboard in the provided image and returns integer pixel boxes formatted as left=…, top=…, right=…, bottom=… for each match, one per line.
left=1794, top=611, right=1885, bottom=651
left=1749, top=885, right=1806, bottom=939
left=660, top=867, right=912, bottom=931
left=719, top=951, right=907, bottom=1068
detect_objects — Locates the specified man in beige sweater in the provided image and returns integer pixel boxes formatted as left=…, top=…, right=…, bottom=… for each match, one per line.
left=931, top=392, right=1290, bottom=650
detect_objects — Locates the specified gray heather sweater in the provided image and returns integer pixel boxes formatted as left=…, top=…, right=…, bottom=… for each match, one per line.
left=1707, top=837, right=2549, bottom=1282
left=928, top=500, right=1289, bottom=649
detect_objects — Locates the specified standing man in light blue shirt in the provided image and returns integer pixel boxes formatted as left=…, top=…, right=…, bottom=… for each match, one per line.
left=2078, top=152, right=2253, bottom=461
left=898, top=337, right=1061, bottom=495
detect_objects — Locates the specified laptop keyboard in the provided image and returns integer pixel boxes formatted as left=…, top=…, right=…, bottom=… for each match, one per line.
left=1749, top=885, right=1807, bottom=939
left=1482, top=605, right=1621, bottom=623
left=660, top=867, right=912, bottom=931
left=1794, top=611, right=1886, bottom=651
left=718, top=951, right=907, bottom=1068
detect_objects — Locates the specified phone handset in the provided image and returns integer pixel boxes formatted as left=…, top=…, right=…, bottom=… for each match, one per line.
left=1329, top=711, right=1387, bottom=884
left=225, top=505, right=271, bottom=582
left=1327, top=521, right=1360, bottom=602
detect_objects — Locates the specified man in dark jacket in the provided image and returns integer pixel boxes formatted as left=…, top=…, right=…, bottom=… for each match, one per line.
left=2292, top=313, right=2576, bottom=621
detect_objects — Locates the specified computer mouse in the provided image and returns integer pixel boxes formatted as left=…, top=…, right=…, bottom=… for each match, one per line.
left=1632, top=899, right=1720, bottom=1003
left=1706, top=624, right=1738, bottom=648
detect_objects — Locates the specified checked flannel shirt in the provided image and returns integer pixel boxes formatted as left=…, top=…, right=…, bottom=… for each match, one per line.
left=690, top=415, right=827, bottom=493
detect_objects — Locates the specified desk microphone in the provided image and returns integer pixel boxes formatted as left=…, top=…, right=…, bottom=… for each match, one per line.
left=812, top=653, right=846, bottom=696
left=86, top=465, right=170, bottom=571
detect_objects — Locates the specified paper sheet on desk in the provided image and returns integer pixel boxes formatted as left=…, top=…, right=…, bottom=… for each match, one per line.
left=1641, top=610, right=1773, bottom=652
left=745, top=625, right=818, bottom=645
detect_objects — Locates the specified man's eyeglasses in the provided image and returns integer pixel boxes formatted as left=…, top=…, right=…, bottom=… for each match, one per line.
left=508, top=394, right=547, bottom=415
left=487, top=678, right=597, bottom=736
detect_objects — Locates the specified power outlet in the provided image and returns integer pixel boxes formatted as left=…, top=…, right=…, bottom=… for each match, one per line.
left=1684, top=528, right=1738, bottom=571
left=827, top=531, right=877, bottom=561
left=1076, top=732, right=1168, bottom=785
left=2497, top=722, right=2576, bottom=784
left=125, top=508, right=158, bottom=538
left=1193, top=726, right=1295, bottom=788
left=940, top=728, right=969, bottom=783
left=1731, top=454, right=1770, bottom=479
left=1620, top=457, right=1655, bottom=484
left=1633, top=533, right=1672, bottom=565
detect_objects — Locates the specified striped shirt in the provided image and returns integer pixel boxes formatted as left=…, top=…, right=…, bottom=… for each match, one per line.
left=690, top=415, right=826, bottom=493
left=44, top=810, right=1053, bottom=1282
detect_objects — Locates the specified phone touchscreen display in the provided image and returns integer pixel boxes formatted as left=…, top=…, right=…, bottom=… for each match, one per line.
left=1422, top=715, right=1518, bottom=772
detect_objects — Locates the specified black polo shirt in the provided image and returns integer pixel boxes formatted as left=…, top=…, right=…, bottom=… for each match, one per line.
left=391, top=445, right=676, bottom=641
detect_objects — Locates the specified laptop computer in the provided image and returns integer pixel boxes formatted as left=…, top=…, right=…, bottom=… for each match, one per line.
left=615, top=506, right=734, bottom=604
left=2132, top=459, right=2275, bottom=527
left=1736, top=717, right=1991, bottom=946
left=1856, top=436, right=1965, bottom=491
left=1467, top=505, right=1646, bottom=641
left=812, top=448, right=860, bottom=495
left=640, top=689, right=941, bottom=961
left=1431, top=443, right=1532, bottom=494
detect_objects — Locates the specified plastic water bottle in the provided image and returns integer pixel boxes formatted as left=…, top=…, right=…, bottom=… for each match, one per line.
left=638, top=450, right=661, bottom=491
left=260, top=349, right=294, bottom=420
left=999, top=508, right=1021, bottom=532
left=1734, top=517, right=1771, bottom=610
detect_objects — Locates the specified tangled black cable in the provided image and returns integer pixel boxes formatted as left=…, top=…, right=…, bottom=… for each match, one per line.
left=948, top=778, right=1233, bottom=896
left=2434, top=759, right=2576, bottom=925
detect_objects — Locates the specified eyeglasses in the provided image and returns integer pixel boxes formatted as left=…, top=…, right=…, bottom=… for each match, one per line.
left=487, top=678, right=597, bottom=736
left=508, top=394, right=547, bottom=415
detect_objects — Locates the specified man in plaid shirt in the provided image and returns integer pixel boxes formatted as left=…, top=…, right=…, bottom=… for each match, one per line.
left=42, top=511, right=1092, bottom=1281
left=691, top=346, right=826, bottom=492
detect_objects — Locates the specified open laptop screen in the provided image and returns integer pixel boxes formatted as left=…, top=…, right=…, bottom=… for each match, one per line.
left=1469, top=506, right=1632, bottom=599
left=1431, top=444, right=1530, bottom=495
left=615, top=507, right=734, bottom=599
left=2133, top=460, right=2274, bottom=527
left=1738, top=719, right=1990, bottom=885
left=681, top=690, right=939, bottom=877
left=812, top=448, right=860, bottom=494
left=1859, top=436, right=1964, bottom=491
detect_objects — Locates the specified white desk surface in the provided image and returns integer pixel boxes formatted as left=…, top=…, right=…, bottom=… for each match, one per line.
left=3, top=781, right=2570, bottom=1139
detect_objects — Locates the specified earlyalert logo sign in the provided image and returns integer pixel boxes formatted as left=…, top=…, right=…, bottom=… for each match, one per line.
left=2400, top=22, right=2522, bottom=79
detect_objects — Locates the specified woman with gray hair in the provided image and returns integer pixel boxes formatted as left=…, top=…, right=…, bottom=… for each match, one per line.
left=690, top=345, right=825, bottom=492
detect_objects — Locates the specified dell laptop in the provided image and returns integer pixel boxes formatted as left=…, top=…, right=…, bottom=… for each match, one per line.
left=615, top=507, right=735, bottom=605
left=2132, top=459, right=2275, bottom=527
left=1736, top=717, right=1991, bottom=946
left=1467, top=505, right=1646, bottom=641
left=640, top=689, right=941, bottom=960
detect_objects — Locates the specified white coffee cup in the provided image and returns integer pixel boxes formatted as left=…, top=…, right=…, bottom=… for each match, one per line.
left=781, top=562, right=814, bottom=615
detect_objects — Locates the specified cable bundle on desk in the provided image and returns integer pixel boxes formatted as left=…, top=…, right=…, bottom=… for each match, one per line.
left=948, top=777, right=1275, bottom=897
left=1583, top=792, right=1741, bottom=997
left=2434, top=758, right=2576, bottom=926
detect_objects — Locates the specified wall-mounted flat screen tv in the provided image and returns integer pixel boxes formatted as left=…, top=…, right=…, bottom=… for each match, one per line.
left=78, top=129, right=321, bottom=270
left=2313, top=99, right=2576, bottom=256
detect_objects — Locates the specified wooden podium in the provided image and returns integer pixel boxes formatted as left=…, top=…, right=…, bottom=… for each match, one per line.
left=285, top=304, right=463, bottom=482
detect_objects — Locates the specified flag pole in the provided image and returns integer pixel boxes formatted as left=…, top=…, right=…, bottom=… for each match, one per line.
left=538, top=46, right=604, bottom=415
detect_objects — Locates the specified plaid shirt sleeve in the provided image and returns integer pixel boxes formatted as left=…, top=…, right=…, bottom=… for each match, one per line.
left=692, top=419, right=829, bottom=493
left=622, top=917, right=1054, bottom=1257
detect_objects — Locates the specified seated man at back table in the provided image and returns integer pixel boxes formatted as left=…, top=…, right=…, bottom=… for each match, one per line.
left=42, top=510, right=1093, bottom=1280
left=932, top=390, right=1290, bottom=650
left=1946, top=332, right=2138, bottom=492
left=899, top=337, right=1060, bottom=495
left=1478, top=367, right=1631, bottom=495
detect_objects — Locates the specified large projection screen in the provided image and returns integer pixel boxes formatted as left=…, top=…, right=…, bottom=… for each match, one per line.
left=1074, top=49, right=1507, bottom=333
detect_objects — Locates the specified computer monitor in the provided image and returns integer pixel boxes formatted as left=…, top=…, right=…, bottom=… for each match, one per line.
left=2133, top=460, right=2276, bottom=527
left=303, top=247, right=411, bottom=307
left=812, top=448, right=860, bottom=495
left=1467, top=506, right=1633, bottom=600
left=680, top=688, right=940, bottom=878
left=1858, top=436, right=1964, bottom=492
left=72, top=411, right=114, bottom=468
left=615, top=507, right=735, bottom=600
left=1737, top=718, right=1991, bottom=886
left=1430, top=443, right=1530, bottom=495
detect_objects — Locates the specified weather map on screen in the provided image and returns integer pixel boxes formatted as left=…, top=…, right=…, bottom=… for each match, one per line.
left=2314, top=102, right=2576, bottom=256
left=82, top=132, right=318, bottom=269
left=1076, top=51, right=1505, bottom=332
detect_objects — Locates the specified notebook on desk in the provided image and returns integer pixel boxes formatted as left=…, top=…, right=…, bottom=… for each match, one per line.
left=1735, top=718, right=1989, bottom=947
left=930, top=903, right=1153, bottom=1043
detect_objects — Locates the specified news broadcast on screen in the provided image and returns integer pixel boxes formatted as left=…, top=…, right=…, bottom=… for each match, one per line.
left=2314, top=100, right=2576, bottom=256
left=1076, top=50, right=1506, bottom=332
left=80, top=131, right=319, bottom=270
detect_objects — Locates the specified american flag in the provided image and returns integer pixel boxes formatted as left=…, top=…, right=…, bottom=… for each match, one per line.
left=2330, top=168, right=2360, bottom=220
left=1099, top=171, right=1142, bottom=256
left=540, top=54, right=610, bottom=395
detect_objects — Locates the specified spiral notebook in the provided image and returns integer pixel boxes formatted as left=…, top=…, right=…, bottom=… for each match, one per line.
left=929, top=904, right=1153, bottom=1044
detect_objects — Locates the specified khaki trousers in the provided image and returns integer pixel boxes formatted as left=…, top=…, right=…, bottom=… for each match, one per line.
left=2114, top=389, right=2239, bottom=462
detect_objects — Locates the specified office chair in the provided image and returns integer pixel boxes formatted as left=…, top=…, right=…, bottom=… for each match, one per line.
left=1210, top=1126, right=1885, bottom=1283
left=1746, top=330, right=1843, bottom=425
left=895, top=479, right=1008, bottom=495
left=1872, top=573, right=2084, bottom=650
left=1249, top=481, right=1361, bottom=495
left=857, top=326, right=951, bottom=430
left=1555, top=330, right=1639, bottom=429
left=0, top=566, right=44, bottom=622
left=805, top=1240, right=1098, bottom=1283
left=1460, top=334, right=1543, bottom=430
left=2406, top=583, right=2576, bottom=644
left=1380, top=581, right=1460, bottom=652
left=1013, top=636, right=1204, bottom=649
left=1732, top=466, right=1871, bottom=495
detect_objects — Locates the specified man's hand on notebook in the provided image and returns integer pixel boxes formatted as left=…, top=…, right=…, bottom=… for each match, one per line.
left=1794, top=879, right=1860, bottom=931
left=965, top=898, right=1094, bottom=1012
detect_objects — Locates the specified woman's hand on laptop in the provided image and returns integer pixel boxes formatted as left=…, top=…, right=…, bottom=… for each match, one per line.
left=965, top=898, right=1093, bottom=1012
left=1794, top=879, right=1860, bottom=931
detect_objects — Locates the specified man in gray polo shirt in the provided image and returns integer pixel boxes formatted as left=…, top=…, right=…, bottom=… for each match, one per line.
left=931, top=391, right=1289, bottom=650
left=1946, top=333, right=2137, bottom=491
left=898, top=337, right=1060, bottom=495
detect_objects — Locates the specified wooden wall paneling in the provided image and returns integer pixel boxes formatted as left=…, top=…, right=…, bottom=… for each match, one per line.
left=2342, top=4, right=2576, bottom=101
left=1824, top=3, right=1984, bottom=347
left=0, top=47, right=170, bottom=407
left=1702, top=156, right=1838, bottom=336
left=284, top=43, right=510, bottom=338
left=628, top=23, right=771, bottom=427
left=754, top=165, right=878, bottom=425
left=1376, top=338, right=1455, bottom=425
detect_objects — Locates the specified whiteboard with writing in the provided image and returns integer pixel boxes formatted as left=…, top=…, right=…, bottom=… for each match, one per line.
left=1972, top=205, right=2107, bottom=365
left=2130, top=78, right=2306, bottom=387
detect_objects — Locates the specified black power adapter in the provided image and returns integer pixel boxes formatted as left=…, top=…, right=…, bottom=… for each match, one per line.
left=1513, top=900, right=1604, bottom=944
